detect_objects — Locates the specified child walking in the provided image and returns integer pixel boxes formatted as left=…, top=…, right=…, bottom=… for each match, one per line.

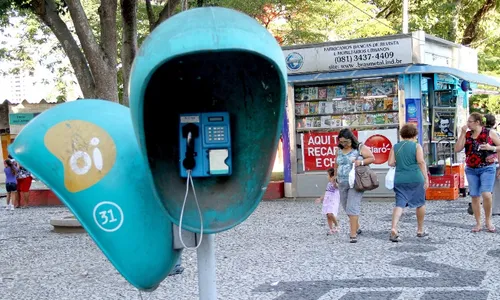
left=4, top=159, right=18, bottom=211
left=315, top=168, right=340, bottom=235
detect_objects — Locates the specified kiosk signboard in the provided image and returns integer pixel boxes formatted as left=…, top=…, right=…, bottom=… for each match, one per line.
left=284, top=37, right=413, bottom=74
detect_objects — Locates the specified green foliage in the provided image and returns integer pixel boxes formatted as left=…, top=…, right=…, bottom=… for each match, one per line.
left=469, top=93, right=500, bottom=115
left=254, top=0, right=395, bottom=45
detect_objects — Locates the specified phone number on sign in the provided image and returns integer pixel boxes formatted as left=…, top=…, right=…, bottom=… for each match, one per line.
left=334, top=52, right=395, bottom=63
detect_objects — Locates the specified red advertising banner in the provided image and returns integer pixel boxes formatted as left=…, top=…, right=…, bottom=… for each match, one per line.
left=302, top=131, right=358, bottom=171
left=302, top=129, right=398, bottom=171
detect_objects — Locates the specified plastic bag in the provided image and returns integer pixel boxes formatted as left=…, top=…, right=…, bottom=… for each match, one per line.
left=348, top=162, right=356, bottom=188
left=385, top=167, right=395, bottom=190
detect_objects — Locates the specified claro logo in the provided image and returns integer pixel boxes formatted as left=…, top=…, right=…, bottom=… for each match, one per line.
left=364, top=134, right=392, bottom=164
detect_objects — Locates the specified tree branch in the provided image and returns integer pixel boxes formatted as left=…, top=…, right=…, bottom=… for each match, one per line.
left=120, top=0, right=138, bottom=107
left=154, top=0, right=181, bottom=29
left=461, top=0, right=497, bottom=46
left=64, top=0, right=104, bottom=73
left=98, top=0, right=118, bottom=68
left=145, top=0, right=155, bottom=32
left=36, top=0, right=95, bottom=98
left=376, top=0, right=398, bottom=18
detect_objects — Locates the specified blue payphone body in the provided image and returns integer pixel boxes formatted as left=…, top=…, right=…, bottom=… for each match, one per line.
left=179, top=112, right=232, bottom=178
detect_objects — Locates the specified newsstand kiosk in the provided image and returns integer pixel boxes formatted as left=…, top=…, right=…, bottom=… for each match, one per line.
left=281, top=31, right=500, bottom=200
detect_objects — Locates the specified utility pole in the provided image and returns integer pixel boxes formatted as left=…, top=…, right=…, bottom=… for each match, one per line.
left=402, top=0, right=409, bottom=33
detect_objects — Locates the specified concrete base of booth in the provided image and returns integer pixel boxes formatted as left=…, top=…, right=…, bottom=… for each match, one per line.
left=263, top=181, right=284, bottom=200
left=28, top=190, right=63, bottom=206
left=0, top=190, right=63, bottom=207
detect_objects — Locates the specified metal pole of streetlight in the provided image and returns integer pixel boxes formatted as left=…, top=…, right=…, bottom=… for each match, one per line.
left=403, top=0, right=409, bottom=34
left=197, top=234, right=217, bottom=300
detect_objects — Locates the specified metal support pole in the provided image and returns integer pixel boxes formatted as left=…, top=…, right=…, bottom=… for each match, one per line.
left=402, top=0, right=409, bottom=34
left=197, top=234, right=217, bottom=300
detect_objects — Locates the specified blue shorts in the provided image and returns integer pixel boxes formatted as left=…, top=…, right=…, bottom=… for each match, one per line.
left=465, top=165, right=496, bottom=197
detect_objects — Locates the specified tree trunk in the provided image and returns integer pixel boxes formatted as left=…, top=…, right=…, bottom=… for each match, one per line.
left=64, top=0, right=118, bottom=102
left=145, top=0, right=155, bottom=32
left=120, top=0, right=138, bottom=107
left=154, top=0, right=182, bottom=30
left=97, top=0, right=119, bottom=102
left=461, top=0, right=497, bottom=46
left=30, top=0, right=182, bottom=103
left=181, top=0, right=188, bottom=11
left=35, top=0, right=96, bottom=99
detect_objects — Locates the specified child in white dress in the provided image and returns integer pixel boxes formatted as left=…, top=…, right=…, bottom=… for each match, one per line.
left=315, top=168, right=340, bottom=235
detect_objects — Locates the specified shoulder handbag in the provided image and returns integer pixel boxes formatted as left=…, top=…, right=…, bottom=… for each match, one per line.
left=385, top=142, right=408, bottom=190
left=354, top=143, right=379, bottom=192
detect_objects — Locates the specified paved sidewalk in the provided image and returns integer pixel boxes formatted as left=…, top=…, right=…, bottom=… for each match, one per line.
left=1, top=197, right=500, bottom=300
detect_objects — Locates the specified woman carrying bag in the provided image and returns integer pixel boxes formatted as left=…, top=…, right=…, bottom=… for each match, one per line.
left=387, top=123, right=429, bottom=242
left=334, top=128, right=375, bottom=243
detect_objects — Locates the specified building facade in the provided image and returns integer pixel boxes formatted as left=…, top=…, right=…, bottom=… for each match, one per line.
left=0, top=99, right=63, bottom=183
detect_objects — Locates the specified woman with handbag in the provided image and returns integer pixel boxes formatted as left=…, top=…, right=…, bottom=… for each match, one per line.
left=387, top=123, right=429, bottom=242
left=334, top=128, right=375, bottom=243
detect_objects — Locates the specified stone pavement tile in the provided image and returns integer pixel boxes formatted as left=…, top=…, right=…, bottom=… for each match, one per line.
left=1, top=198, right=500, bottom=299
left=339, top=291, right=401, bottom=300
left=420, top=290, right=489, bottom=300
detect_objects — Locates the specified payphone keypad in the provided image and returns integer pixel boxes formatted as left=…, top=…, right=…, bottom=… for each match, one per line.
left=207, top=126, right=227, bottom=143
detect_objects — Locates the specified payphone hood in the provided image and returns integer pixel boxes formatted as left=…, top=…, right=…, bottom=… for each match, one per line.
left=128, top=7, right=288, bottom=233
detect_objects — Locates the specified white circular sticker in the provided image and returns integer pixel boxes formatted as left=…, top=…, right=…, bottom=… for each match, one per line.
left=93, top=201, right=124, bottom=232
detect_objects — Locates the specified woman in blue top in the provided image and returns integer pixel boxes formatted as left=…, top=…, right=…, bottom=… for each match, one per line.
left=3, top=159, right=18, bottom=211
left=387, top=123, right=429, bottom=242
left=334, top=128, right=375, bottom=243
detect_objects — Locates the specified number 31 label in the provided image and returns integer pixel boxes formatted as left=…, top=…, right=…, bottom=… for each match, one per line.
left=93, top=201, right=124, bottom=232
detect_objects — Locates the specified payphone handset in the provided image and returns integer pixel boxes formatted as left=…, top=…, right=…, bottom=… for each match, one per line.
left=177, top=112, right=232, bottom=249
left=179, top=112, right=232, bottom=178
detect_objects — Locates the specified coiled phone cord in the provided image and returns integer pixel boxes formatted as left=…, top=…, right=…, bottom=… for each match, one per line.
left=178, top=169, right=204, bottom=250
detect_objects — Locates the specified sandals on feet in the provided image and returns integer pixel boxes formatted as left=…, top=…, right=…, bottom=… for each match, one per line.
left=356, top=229, right=362, bottom=235
left=471, top=227, right=482, bottom=233
left=327, top=227, right=340, bottom=235
left=389, top=234, right=400, bottom=242
left=390, top=230, right=400, bottom=242
left=416, top=232, right=429, bottom=238
left=486, top=226, right=496, bottom=233
left=349, top=236, right=358, bottom=243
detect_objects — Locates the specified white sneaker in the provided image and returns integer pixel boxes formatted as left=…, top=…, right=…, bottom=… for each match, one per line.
left=4, top=205, right=10, bottom=210
left=9, top=204, right=14, bottom=211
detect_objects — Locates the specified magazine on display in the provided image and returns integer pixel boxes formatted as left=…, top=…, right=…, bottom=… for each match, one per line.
left=432, top=108, right=456, bottom=140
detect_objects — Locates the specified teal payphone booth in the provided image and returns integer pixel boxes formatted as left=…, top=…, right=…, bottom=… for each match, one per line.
left=129, top=7, right=287, bottom=234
